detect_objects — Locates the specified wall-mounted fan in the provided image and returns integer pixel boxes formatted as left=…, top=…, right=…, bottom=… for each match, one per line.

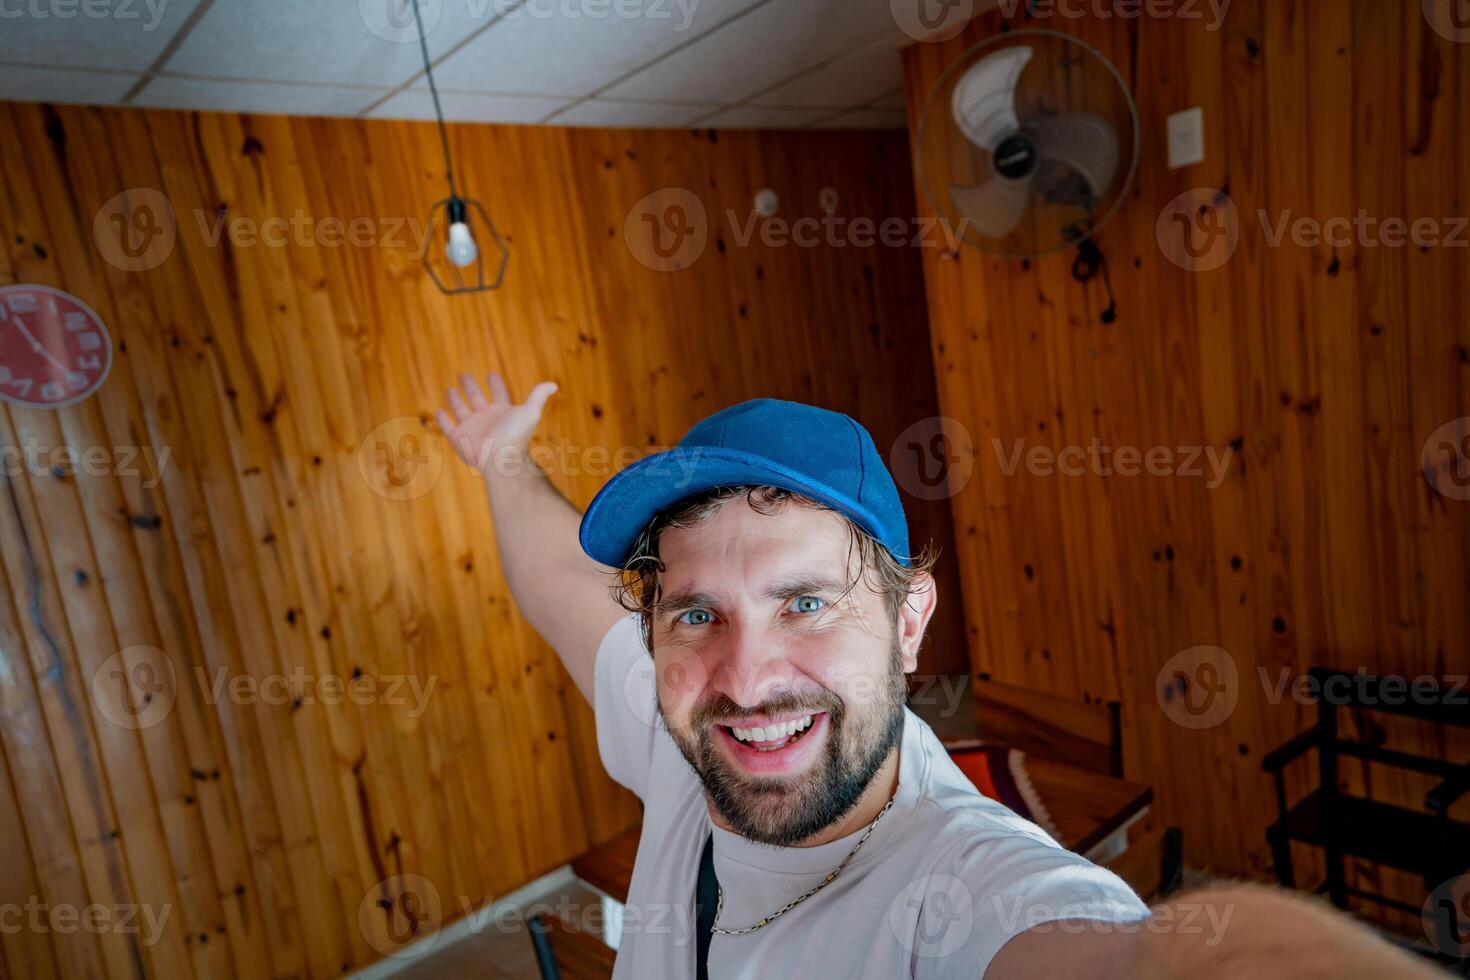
left=915, top=29, right=1139, bottom=264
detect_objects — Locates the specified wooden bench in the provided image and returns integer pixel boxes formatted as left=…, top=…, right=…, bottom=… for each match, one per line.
left=971, top=673, right=1123, bottom=777
left=914, top=671, right=1180, bottom=895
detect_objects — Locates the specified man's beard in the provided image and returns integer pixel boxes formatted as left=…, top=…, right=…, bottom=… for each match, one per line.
left=659, top=642, right=908, bottom=847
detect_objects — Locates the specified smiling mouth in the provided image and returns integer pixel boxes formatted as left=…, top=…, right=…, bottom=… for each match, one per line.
left=719, top=712, right=822, bottom=752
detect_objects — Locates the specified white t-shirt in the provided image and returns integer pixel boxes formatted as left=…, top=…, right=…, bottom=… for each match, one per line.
left=593, top=613, right=1150, bottom=979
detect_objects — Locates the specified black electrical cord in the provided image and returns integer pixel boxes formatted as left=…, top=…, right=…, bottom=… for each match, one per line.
left=406, top=0, right=509, bottom=292
left=412, top=0, right=458, bottom=202
left=1071, top=237, right=1117, bottom=324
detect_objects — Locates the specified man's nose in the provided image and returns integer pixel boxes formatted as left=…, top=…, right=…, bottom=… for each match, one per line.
left=711, top=620, right=794, bottom=710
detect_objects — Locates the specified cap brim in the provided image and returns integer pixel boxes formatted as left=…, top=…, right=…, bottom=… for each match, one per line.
left=579, top=445, right=895, bottom=568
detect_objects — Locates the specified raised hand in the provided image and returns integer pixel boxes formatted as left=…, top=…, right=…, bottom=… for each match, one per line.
left=436, top=372, right=558, bottom=475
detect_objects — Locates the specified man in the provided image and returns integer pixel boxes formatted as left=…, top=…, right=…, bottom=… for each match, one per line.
left=436, top=374, right=1437, bottom=978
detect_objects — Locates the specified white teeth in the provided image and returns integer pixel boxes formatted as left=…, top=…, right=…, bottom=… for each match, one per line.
left=730, top=714, right=815, bottom=743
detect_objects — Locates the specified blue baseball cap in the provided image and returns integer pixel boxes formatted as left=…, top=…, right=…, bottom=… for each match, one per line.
left=578, top=398, right=911, bottom=568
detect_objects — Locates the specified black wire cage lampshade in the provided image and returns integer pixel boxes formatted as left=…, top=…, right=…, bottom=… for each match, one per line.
left=411, top=0, right=508, bottom=294
left=422, top=195, right=508, bottom=294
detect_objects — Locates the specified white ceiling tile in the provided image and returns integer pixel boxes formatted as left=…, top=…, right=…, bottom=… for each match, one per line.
left=750, top=36, right=904, bottom=109
left=368, top=88, right=569, bottom=123
left=132, top=76, right=385, bottom=117
left=1, top=0, right=930, bottom=129
left=164, top=0, right=495, bottom=88
left=696, top=104, right=828, bottom=129
left=0, top=66, right=139, bottom=105
left=809, top=107, right=908, bottom=130
left=550, top=98, right=715, bottom=128
left=603, top=0, right=907, bottom=104
left=0, top=0, right=202, bottom=71
left=426, top=0, right=765, bottom=98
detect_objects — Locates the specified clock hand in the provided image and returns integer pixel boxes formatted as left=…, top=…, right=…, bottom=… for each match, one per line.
left=10, top=317, right=75, bottom=376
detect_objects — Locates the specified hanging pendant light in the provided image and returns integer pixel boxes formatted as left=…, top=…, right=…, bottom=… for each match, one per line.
left=412, top=0, right=508, bottom=293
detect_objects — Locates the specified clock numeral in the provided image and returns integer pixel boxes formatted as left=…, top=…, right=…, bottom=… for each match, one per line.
left=77, top=331, right=104, bottom=352
left=6, top=294, right=38, bottom=315
left=64, top=312, right=92, bottom=332
left=13, top=379, right=33, bottom=397
left=77, top=353, right=103, bottom=372
left=40, top=380, right=65, bottom=402
left=0, top=366, right=33, bottom=397
left=66, top=371, right=90, bottom=391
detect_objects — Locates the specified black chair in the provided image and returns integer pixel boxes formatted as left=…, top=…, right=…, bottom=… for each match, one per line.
left=1262, top=667, right=1470, bottom=966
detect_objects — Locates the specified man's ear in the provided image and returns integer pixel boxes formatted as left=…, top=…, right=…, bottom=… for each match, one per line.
left=895, top=571, right=938, bottom=674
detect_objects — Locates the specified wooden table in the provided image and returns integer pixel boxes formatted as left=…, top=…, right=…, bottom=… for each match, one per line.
left=571, top=758, right=1153, bottom=905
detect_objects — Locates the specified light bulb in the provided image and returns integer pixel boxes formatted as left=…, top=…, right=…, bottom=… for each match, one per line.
left=446, top=220, right=478, bottom=268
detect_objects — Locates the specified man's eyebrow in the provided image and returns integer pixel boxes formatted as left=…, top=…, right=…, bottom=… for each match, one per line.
left=761, top=575, right=848, bottom=601
left=655, top=576, right=849, bottom=617
left=656, top=590, right=720, bottom=617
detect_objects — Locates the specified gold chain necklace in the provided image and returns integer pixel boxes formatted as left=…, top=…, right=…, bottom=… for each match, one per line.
left=710, top=793, right=896, bottom=936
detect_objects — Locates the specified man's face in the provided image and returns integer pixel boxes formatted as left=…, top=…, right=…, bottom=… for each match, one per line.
left=650, top=498, right=924, bottom=846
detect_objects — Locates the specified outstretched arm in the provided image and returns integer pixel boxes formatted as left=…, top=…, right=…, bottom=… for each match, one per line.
left=437, top=373, right=625, bottom=705
left=987, top=881, right=1441, bottom=979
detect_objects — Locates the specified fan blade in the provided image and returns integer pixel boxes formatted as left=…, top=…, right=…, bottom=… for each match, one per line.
left=950, top=46, right=1034, bottom=152
left=949, top=176, right=1033, bottom=238
left=1031, top=112, right=1120, bottom=200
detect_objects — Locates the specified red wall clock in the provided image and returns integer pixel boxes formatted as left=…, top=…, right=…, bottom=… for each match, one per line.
left=0, top=284, right=113, bottom=409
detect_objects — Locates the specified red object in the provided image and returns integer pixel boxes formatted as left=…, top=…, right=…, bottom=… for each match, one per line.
left=0, top=284, right=112, bottom=409
left=945, top=741, right=1063, bottom=842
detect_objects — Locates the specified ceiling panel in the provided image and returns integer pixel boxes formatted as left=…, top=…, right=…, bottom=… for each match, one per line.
left=0, top=0, right=202, bottom=71
left=0, top=0, right=941, bottom=129
left=0, top=66, right=138, bottom=106
left=551, top=98, right=716, bottom=128
left=132, top=77, right=386, bottom=117
left=750, top=36, right=904, bottom=109
left=695, top=104, right=829, bottom=129
left=163, top=0, right=497, bottom=88
left=367, top=89, right=569, bottom=124
left=601, top=0, right=904, bottom=104
left=426, top=0, right=765, bottom=98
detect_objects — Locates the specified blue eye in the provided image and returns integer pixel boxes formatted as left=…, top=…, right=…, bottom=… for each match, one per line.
left=788, top=596, right=825, bottom=614
left=678, top=609, right=713, bottom=626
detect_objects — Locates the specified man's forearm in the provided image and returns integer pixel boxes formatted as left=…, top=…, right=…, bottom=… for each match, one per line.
left=992, top=881, right=1441, bottom=978
left=481, top=446, right=624, bottom=704
left=483, top=446, right=586, bottom=598
left=1124, top=883, right=1440, bottom=978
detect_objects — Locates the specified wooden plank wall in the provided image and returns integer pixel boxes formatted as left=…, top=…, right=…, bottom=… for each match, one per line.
left=903, top=0, right=1469, bottom=925
left=0, top=101, right=966, bottom=979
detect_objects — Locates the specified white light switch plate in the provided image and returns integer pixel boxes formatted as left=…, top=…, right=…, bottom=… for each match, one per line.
left=1166, top=107, right=1205, bottom=169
